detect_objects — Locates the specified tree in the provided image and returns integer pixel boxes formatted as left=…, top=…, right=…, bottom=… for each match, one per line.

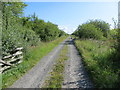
left=77, top=23, right=103, bottom=39
left=87, top=19, right=110, bottom=37
left=2, top=1, right=67, bottom=56
left=2, top=2, right=39, bottom=56
left=19, top=13, right=67, bottom=41
left=2, top=2, right=27, bottom=30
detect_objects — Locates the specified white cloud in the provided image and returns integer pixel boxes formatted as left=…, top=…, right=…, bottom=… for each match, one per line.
left=58, top=25, right=76, bottom=34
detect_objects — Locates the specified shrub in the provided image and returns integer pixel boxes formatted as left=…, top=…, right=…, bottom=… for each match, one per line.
left=87, top=19, right=110, bottom=37
left=2, top=24, right=39, bottom=56
left=77, top=23, right=103, bottom=39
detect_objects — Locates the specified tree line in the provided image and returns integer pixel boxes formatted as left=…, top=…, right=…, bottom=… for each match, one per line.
left=72, top=19, right=118, bottom=39
left=72, top=19, right=120, bottom=68
left=1, top=2, right=67, bottom=57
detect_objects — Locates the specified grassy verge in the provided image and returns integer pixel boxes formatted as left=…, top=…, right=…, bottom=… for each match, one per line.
left=2, top=36, right=68, bottom=88
left=75, top=39, right=119, bottom=88
left=42, top=45, right=68, bottom=88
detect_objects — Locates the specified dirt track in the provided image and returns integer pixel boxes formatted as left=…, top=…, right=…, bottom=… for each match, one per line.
left=11, top=37, right=93, bottom=88
left=62, top=39, right=94, bottom=88
left=11, top=38, right=68, bottom=88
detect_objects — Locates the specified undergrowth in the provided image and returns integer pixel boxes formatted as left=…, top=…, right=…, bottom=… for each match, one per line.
left=75, top=39, right=120, bottom=88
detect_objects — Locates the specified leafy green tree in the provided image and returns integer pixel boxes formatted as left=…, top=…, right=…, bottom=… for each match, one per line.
left=2, top=2, right=39, bottom=56
left=59, top=30, right=66, bottom=37
left=21, top=13, right=66, bottom=41
left=87, top=19, right=110, bottom=37
left=2, top=1, right=67, bottom=57
left=44, top=22, right=59, bottom=41
left=2, top=2, right=27, bottom=30
left=76, top=23, right=103, bottom=39
left=73, top=19, right=110, bottom=39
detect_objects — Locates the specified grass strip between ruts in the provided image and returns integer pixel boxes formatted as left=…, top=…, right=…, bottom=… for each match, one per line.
left=43, top=44, right=68, bottom=88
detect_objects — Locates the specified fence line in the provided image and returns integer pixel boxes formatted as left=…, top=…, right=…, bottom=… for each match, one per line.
left=0, top=47, right=23, bottom=73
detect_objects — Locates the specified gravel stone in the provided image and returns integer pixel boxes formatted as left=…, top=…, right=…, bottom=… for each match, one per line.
left=62, top=39, right=94, bottom=88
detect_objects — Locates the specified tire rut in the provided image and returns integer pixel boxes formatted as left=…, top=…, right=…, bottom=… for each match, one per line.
left=62, top=39, right=94, bottom=88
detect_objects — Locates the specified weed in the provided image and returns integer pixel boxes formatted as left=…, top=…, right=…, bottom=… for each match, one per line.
left=75, top=39, right=119, bottom=88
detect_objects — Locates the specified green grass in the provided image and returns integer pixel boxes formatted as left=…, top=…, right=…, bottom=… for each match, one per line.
left=75, top=39, right=119, bottom=88
left=43, top=45, right=68, bottom=88
left=2, top=36, right=68, bottom=88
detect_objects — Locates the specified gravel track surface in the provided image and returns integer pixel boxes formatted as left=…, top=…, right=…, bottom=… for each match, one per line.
left=10, top=37, right=93, bottom=88
left=62, top=39, right=94, bottom=88
left=10, top=38, right=68, bottom=88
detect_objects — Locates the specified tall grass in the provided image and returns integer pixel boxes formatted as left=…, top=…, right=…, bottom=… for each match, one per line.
left=75, top=39, right=119, bottom=88
left=2, top=36, right=68, bottom=88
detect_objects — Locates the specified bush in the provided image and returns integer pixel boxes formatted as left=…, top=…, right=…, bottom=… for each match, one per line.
left=2, top=24, right=39, bottom=57
left=73, top=19, right=110, bottom=39
left=108, top=29, right=118, bottom=39
left=77, top=23, right=103, bottom=39
left=87, top=19, right=110, bottom=37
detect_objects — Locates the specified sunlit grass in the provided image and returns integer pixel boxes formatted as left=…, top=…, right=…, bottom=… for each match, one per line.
left=2, top=36, right=68, bottom=88
left=75, top=39, right=119, bottom=88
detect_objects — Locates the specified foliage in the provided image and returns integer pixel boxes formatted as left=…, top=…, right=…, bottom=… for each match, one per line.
left=20, top=14, right=67, bottom=42
left=2, top=2, right=29, bottom=56
left=72, top=19, right=110, bottom=39
left=2, top=1, right=67, bottom=57
left=76, top=23, right=103, bottom=39
left=113, top=28, right=120, bottom=65
left=87, top=19, right=110, bottom=37
left=108, top=29, right=118, bottom=39
left=75, top=39, right=120, bottom=88
left=117, top=28, right=120, bottom=54
left=2, top=25, right=40, bottom=55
